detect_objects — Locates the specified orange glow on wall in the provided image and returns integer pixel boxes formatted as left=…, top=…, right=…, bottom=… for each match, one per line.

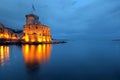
left=22, top=44, right=52, bottom=69
left=23, top=25, right=52, bottom=43
left=23, top=14, right=52, bottom=43
left=0, top=46, right=10, bottom=66
left=38, top=37, right=42, bottom=42
left=24, top=35, right=29, bottom=42
left=0, top=14, right=52, bottom=43
left=4, top=34, right=9, bottom=39
left=0, top=33, right=10, bottom=39
left=0, top=25, right=12, bottom=39
left=30, top=36, right=35, bottom=42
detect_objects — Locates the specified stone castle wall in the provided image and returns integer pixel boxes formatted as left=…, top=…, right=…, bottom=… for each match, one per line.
left=22, top=14, right=52, bottom=42
left=0, top=14, right=52, bottom=43
left=0, top=24, right=17, bottom=40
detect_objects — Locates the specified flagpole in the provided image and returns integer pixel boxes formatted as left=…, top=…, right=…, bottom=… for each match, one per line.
left=31, top=0, right=36, bottom=14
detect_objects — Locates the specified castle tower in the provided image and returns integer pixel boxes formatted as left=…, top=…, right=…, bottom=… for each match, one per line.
left=26, top=14, right=40, bottom=25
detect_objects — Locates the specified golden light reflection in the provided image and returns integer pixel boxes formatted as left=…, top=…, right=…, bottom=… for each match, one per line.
left=0, top=46, right=10, bottom=66
left=22, top=44, right=52, bottom=69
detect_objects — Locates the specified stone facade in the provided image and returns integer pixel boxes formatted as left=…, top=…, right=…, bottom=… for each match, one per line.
left=0, top=14, right=52, bottom=43
left=0, top=24, right=17, bottom=40
left=22, top=14, right=52, bottom=42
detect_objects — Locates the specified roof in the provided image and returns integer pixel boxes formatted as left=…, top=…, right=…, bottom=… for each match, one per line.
left=25, top=14, right=39, bottom=20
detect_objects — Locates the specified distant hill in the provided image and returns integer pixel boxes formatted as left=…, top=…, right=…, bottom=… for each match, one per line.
left=0, top=23, right=23, bottom=33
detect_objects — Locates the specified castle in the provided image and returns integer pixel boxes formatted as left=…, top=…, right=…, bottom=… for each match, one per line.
left=0, top=14, right=52, bottom=43
left=22, top=14, right=52, bottom=42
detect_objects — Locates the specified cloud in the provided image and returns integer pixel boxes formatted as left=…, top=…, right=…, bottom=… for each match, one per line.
left=0, top=0, right=120, bottom=39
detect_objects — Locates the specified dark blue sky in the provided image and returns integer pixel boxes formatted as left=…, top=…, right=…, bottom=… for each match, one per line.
left=0, top=0, right=120, bottom=39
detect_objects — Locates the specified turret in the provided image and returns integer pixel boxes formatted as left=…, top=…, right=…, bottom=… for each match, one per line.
left=25, top=14, right=40, bottom=25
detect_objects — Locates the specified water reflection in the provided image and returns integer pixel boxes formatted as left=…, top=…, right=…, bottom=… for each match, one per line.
left=22, top=44, right=52, bottom=70
left=0, top=46, right=10, bottom=66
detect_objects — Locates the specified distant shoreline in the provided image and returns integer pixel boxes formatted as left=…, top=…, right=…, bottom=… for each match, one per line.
left=0, top=40, right=67, bottom=45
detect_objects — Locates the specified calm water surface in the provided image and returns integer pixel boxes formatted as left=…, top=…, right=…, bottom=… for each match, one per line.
left=0, top=40, right=120, bottom=80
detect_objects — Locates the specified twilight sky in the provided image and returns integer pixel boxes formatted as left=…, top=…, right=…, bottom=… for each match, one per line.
left=0, top=0, right=120, bottom=39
